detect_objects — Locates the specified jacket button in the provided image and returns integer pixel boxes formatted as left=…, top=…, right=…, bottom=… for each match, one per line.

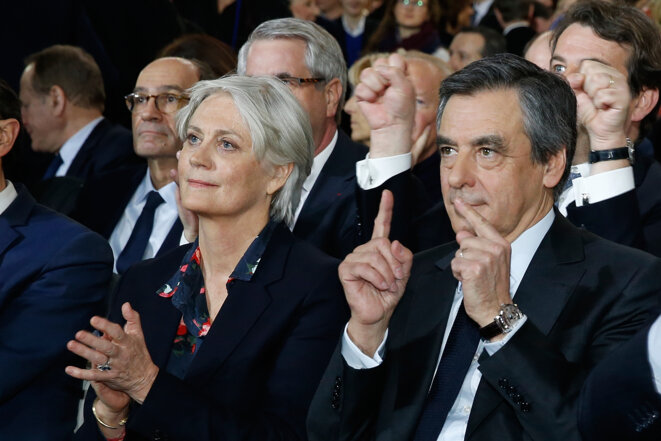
left=520, top=402, right=531, bottom=413
left=512, top=393, right=523, bottom=404
left=498, top=378, right=509, bottom=389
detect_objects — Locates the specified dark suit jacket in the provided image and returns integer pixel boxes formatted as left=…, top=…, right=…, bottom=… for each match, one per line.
left=308, top=213, right=661, bottom=441
left=32, top=118, right=142, bottom=215
left=579, top=316, right=661, bottom=441
left=75, top=223, right=347, bottom=441
left=0, top=184, right=113, bottom=441
left=72, top=164, right=183, bottom=259
left=566, top=143, right=661, bottom=257
left=293, top=130, right=369, bottom=259
left=504, top=26, right=536, bottom=57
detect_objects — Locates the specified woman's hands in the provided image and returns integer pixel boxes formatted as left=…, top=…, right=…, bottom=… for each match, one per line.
left=66, top=302, right=159, bottom=405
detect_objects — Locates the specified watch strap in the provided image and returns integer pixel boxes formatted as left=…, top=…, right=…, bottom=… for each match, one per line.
left=479, top=321, right=502, bottom=340
left=589, top=147, right=630, bottom=163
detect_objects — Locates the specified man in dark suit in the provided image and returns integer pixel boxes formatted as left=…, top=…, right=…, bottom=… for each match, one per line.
left=18, top=45, right=140, bottom=214
left=74, top=57, right=202, bottom=273
left=0, top=79, right=113, bottom=440
left=494, top=0, right=536, bottom=57
left=307, top=54, right=661, bottom=441
left=238, top=18, right=416, bottom=259
left=550, top=1, right=661, bottom=256
left=578, top=313, right=661, bottom=441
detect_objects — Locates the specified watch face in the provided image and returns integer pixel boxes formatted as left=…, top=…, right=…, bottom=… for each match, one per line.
left=500, top=304, right=522, bottom=329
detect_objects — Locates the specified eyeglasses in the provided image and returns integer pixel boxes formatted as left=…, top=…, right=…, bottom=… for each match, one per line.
left=400, top=0, right=425, bottom=6
left=124, top=92, right=190, bottom=113
left=275, top=75, right=326, bottom=87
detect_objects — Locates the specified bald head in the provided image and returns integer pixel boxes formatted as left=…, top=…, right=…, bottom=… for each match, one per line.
left=525, top=31, right=553, bottom=70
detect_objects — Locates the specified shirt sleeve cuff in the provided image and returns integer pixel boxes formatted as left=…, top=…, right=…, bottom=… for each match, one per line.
left=573, top=166, right=635, bottom=207
left=647, top=314, right=661, bottom=395
left=340, top=323, right=388, bottom=369
left=483, top=315, right=528, bottom=356
left=356, top=153, right=412, bottom=190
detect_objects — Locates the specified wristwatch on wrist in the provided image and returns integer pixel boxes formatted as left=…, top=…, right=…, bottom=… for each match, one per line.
left=589, top=137, right=634, bottom=165
left=479, top=304, right=523, bottom=340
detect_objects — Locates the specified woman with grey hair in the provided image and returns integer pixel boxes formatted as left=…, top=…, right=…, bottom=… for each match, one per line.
left=66, top=76, right=347, bottom=441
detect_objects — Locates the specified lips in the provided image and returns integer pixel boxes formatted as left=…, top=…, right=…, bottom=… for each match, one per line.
left=187, top=179, right=218, bottom=188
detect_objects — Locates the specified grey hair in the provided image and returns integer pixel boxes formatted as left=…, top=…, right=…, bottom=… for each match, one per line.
left=437, top=53, right=577, bottom=200
left=237, top=17, right=347, bottom=125
left=176, top=75, right=314, bottom=224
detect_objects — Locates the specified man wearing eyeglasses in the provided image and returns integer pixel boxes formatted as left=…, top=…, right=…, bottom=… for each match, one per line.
left=238, top=18, right=418, bottom=259
left=17, top=45, right=140, bottom=215
left=74, top=57, right=203, bottom=273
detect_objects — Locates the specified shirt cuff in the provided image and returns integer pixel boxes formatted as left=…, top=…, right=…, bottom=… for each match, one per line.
left=572, top=166, right=634, bottom=207
left=647, top=314, right=661, bottom=395
left=340, top=323, right=388, bottom=369
left=483, top=315, right=528, bottom=356
left=356, top=153, right=412, bottom=190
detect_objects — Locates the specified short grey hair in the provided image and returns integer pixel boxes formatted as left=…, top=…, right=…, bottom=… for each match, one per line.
left=437, top=53, right=577, bottom=200
left=176, top=75, right=314, bottom=224
left=237, top=17, right=347, bottom=125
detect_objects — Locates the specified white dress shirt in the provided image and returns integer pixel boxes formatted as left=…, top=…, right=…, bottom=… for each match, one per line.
left=0, top=180, right=18, bottom=215
left=54, top=116, right=103, bottom=176
left=557, top=163, right=635, bottom=216
left=648, top=314, right=661, bottom=395
left=342, top=208, right=556, bottom=440
left=472, top=0, right=495, bottom=26
left=108, top=171, right=179, bottom=272
left=342, top=15, right=366, bottom=38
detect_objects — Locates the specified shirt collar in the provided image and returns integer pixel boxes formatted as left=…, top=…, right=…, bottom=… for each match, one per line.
left=509, top=208, right=555, bottom=295
left=0, top=180, right=18, bottom=215
left=503, top=21, right=530, bottom=35
left=342, top=15, right=366, bottom=37
left=57, top=116, right=104, bottom=173
left=136, top=169, right=178, bottom=209
left=473, top=0, right=494, bottom=23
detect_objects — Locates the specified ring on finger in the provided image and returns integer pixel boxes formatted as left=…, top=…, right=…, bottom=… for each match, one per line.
left=459, top=250, right=464, bottom=258
left=608, top=76, right=615, bottom=88
left=96, top=357, right=111, bottom=372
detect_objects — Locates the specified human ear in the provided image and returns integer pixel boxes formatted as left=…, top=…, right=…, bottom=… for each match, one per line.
left=542, top=148, right=567, bottom=190
left=324, top=78, right=343, bottom=120
left=0, top=119, right=20, bottom=158
left=266, top=162, right=294, bottom=196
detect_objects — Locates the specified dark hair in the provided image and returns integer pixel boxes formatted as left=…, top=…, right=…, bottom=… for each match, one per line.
left=438, top=0, right=473, bottom=34
left=159, top=34, right=238, bottom=79
left=494, top=0, right=532, bottom=22
left=458, top=26, right=507, bottom=57
left=24, top=45, right=105, bottom=111
left=365, top=0, right=443, bottom=53
left=437, top=53, right=577, bottom=199
left=551, top=0, right=661, bottom=136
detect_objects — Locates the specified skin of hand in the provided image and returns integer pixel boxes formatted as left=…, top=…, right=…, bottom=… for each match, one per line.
left=451, top=198, right=513, bottom=341
left=341, top=190, right=414, bottom=356
left=355, top=53, right=416, bottom=158
left=65, top=302, right=160, bottom=405
left=174, top=151, right=199, bottom=241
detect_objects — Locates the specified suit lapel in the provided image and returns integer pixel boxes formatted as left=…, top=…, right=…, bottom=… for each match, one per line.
left=466, top=214, right=586, bottom=438
left=0, top=186, right=35, bottom=256
left=66, top=118, right=107, bottom=178
left=183, top=225, right=291, bottom=385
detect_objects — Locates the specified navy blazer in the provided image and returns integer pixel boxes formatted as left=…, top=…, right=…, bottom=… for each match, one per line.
left=76, top=222, right=347, bottom=441
left=72, top=164, right=183, bottom=259
left=579, top=316, right=661, bottom=441
left=308, top=213, right=661, bottom=441
left=566, top=142, right=661, bottom=257
left=32, top=118, right=143, bottom=215
left=0, top=184, right=113, bottom=441
left=293, top=130, right=368, bottom=259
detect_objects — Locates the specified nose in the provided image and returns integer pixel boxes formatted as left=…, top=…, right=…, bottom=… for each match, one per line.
left=188, top=140, right=212, bottom=169
left=138, top=96, right=162, bottom=121
left=444, top=150, right=476, bottom=190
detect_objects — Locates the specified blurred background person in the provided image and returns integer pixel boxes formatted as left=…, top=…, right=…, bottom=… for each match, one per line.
left=524, top=30, right=552, bottom=69
left=365, top=0, right=445, bottom=58
left=345, top=52, right=387, bottom=146
left=494, top=0, right=537, bottom=56
left=317, top=0, right=344, bottom=19
left=158, top=33, right=238, bottom=79
left=68, top=75, right=347, bottom=441
left=334, top=0, right=380, bottom=65
left=448, top=25, right=506, bottom=71
left=438, top=0, right=475, bottom=49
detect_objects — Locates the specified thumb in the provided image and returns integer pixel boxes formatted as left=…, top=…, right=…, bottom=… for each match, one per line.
left=122, top=302, right=143, bottom=335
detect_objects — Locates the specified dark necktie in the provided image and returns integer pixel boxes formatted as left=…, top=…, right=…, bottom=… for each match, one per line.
left=116, top=191, right=164, bottom=274
left=412, top=298, right=481, bottom=441
left=42, top=154, right=63, bottom=180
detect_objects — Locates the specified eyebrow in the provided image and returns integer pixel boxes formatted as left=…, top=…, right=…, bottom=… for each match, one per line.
left=133, top=85, right=186, bottom=93
left=437, top=134, right=506, bottom=149
left=550, top=54, right=613, bottom=68
left=187, top=125, right=245, bottom=141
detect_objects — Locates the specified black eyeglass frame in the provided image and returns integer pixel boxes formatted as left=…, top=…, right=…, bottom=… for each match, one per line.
left=124, top=92, right=190, bottom=113
left=275, top=75, right=327, bottom=87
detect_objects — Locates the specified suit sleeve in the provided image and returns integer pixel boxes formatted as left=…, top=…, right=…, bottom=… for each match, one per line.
left=477, top=258, right=661, bottom=441
left=578, top=318, right=661, bottom=441
left=0, top=230, right=113, bottom=403
left=99, top=263, right=347, bottom=441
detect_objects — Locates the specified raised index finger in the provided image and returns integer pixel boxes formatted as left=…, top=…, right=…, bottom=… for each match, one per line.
left=453, top=198, right=502, bottom=241
left=372, top=190, right=394, bottom=240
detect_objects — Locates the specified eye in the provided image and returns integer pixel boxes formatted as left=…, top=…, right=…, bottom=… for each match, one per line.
left=479, top=147, right=495, bottom=158
left=186, top=133, right=200, bottom=145
left=439, top=146, right=456, bottom=157
left=552, top=64, right=566, bottom=74
left=218, top=139, right=236, bottom=151
left=135, top=94, right=148, bottom=104
left=165, top=94, right=178, bottom=103
left=416, top=98, right=425, bottom=106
